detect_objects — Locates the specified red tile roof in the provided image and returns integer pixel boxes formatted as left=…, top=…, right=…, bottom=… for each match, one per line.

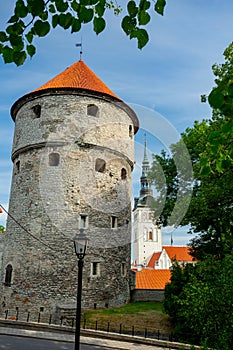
left=136, top=269, right=171, bottom=290
left=162, top=246, right=195, bottom=262
left=33, top=60, right=120, bottom=100
left=11, top=60, right=140, bottom=133
left=147, top=252, right=161, bottom=268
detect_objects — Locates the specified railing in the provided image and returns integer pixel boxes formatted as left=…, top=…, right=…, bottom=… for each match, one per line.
left=1, top=309, right=174, bottom=342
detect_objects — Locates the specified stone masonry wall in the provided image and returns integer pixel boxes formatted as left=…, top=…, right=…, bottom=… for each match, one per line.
left=1, top=92, right=135, bottom=320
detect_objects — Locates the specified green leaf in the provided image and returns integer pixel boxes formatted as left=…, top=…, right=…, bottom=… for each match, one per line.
left=121, top=15, right=136, bottom=36
left=136, top=28, right=149, bottom=49
left=13, top=50, right=27, bottom=66
left=8, top=15, right=19, bottom=23
left=221, top=121, right=233, bottom=134
left=2, top=46, right=14, bottom=63
left=0, top=31, right=8, bottom=42
left=55, top=0, right=69, bottom=13
left=200, top=157, right=209, bottom=167
left=27, top=0, right=45, bottom=16
left=6, top=22, right=24, bottom=36
left=9, top=34, right=24, bottom=50
left=40, top=11, right=49, bottom=21
left=154, top=0, right=166, bottom=16
left=71, top=18, right=81, bottom=33
left=26, top=44, right=36, bottom=57
left=127, top=1, right=138, bottom=17
left=138, top=10, right=150, bottom=25
left=71, top=0, right=79, bottom=12
left=25, top=31, right=33, bottom=43
left=52, top=14, right=59, bottom=28
left=93, top=16, right=106, bottom=35
left=33, top=20, right=50, bottom=37
left=95, top=2, right=105, bottom=17
left=221, top=158, right=232, bottom=170
left=79, top=6, right=94, bottom=23
left=58, top=13, right=73, bottom=29
left=49, top=4, right=56, bottom=13
left=200, top=164, right=211, bottom=176
left=139, top=0, right=150, bottom=11
left=15, top=0, right=28, bottom=18
left=208, top=130, right=222, bottom=145
left=208, top=87, right=225, bottom=109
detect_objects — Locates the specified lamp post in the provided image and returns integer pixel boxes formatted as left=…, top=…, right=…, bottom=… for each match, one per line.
left=73, top=228, right=88, bottom=350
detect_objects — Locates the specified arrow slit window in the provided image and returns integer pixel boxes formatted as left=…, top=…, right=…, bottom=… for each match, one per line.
left=4, top=264, right=13, bottom=287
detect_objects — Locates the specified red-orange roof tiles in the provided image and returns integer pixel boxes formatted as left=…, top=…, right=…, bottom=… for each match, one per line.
left=162, top=246, right=195, bottom=262
left=147, top=252, right=161, bottom=268
left=136, top=269, right=171, bottom=290
left=33, top=60, right=120, bottom=100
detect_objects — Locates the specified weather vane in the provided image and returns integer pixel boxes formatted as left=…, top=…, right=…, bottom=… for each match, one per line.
left=75, top=37, right=83, bottom=60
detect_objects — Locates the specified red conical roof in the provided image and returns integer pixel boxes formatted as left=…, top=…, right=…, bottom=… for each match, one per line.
left=11, top=60, right=139, bottom=133
left=34, top=59, right=120, bottom=100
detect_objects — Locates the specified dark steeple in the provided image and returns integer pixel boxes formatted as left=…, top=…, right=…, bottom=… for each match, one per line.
left=134, top=134, right=153, bottom=209
left=139, top=134, right=153, bottom=198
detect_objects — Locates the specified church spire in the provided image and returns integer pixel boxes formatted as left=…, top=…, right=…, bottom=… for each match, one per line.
left=139, top=133, right=153, bottom=198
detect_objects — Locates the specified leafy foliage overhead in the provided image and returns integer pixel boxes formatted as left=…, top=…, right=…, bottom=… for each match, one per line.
left=0, top=0, right=167, bottom=66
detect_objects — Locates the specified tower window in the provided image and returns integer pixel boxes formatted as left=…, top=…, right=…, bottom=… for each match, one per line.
left=80, top=214, right=88, bottom=229
left=87, top=104, right=98, bottom=117
left=111, top=216, right=117, bottom=229
left=121, top=168, right=127, bottom=180
left=148, top=231, right=153, bottom=240
left=91, top=262, right=100, bottom=276
left=129, top=125, right=133, bottom=138
left=32, top=104, right=41, bottom=118
left=49, top=153, right=60, bottom=166
left=4, top=264, right=13, bottom=287
left=95, top=158, right=106, bottom=172
left=121, top=263, right=126, bottom=276
left=15, top=160, right=20, bottom=174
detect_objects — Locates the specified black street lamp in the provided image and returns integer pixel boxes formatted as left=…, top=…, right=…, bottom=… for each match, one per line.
left=73, top=228, right=88, bottom=350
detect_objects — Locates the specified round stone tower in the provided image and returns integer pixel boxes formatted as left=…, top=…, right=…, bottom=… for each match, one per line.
left=1, top=60, right=139, bottom=320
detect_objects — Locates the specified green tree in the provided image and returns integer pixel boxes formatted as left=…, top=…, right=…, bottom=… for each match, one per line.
left=149, top=43, right=233, bottom=259
left=201, top=43, right=233, bottom=175
left=178, top=256, right=233, bottom=349
left=0, top=0, right=166, bottom=66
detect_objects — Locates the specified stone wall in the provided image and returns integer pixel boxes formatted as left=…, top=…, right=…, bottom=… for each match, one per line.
left=0, top=91, right=136, bottom=320
left=131, top=289, right=165, bottom=302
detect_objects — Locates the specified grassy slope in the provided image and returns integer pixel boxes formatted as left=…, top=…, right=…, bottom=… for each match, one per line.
left=83, top=302, right=173, bottom=335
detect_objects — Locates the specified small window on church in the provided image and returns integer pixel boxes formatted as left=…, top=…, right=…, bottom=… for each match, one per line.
left=49, top=153, right=60, bottom=166
left=4, top=264, right=13, bottom=287
left=95, top=158, right=106, bottom=172
left=87, top=104, right=98, bottom=117
left=121, top=168, right=127, bottom=180
left=32, top=104, right=41, bottom=118
left=148, top=231, right=153, bottom=240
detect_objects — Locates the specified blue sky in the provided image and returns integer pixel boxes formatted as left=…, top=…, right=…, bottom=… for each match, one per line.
left=1, top=0, right=233, bottom=244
